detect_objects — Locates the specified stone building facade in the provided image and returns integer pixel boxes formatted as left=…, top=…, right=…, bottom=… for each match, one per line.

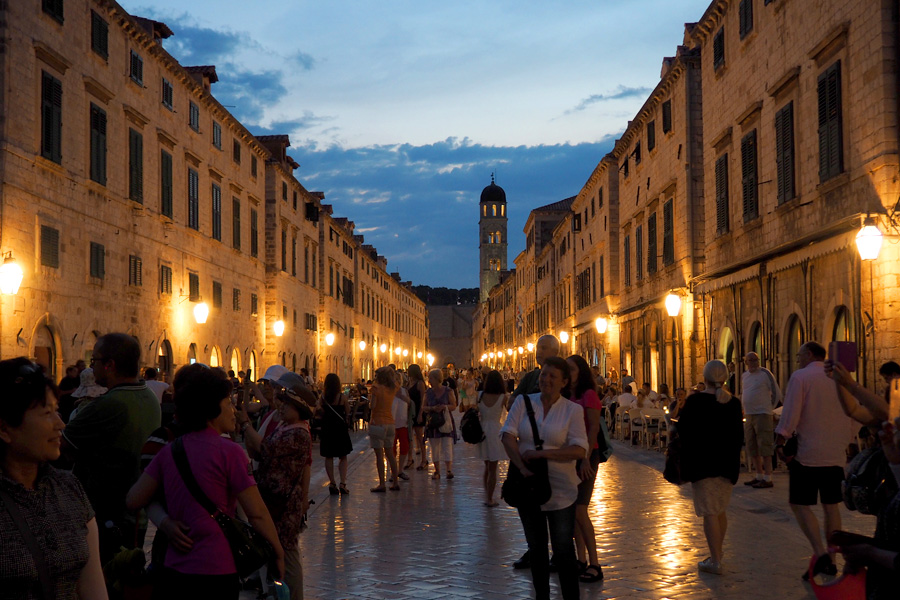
left=475, top=0, right=900, bottom=395
left=1, top=1, right=427, bottom=383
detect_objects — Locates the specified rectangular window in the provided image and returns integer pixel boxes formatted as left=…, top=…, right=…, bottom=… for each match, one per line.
left=211, top=184, right=222, bottom=241
left=818, top=61, right=843, bottom=182
left=281, top=228, right=287, bottom=272
left=128, top=255, right=142, bottom=286
left=91, top=11, right=108, bottom=58
left=189, top=101, right=200, bottom=131
left=739, top=0, right=754, bottom=39
left=633, top=141, right=641, bottom=165
left=128, top=128, right=143, bottom=203
left=647, top=120, right=656, bottom=152
left=329, top=264, right=334, bottom=296
left=251, top=155, right=257, bottom=178
left=89, top=242, right=105, bottom=279
left=41, top=71, right=63, bottom=163
left=43, top=0, right=64, bottom=23
left=775, top=102, right=795, bottom=204
left=663, top=199, right=674, bottom=266
left=741, top=129, right=759, bottom=222
left=159, top=265, right=172, bottom=295
left=89, top=104, right=107, bottom=185
left=160, top=150, right=173, bottom=217
left=282, top=182, right=288, bottom=203
left=40, top=225, right=60, bottom=268
left=713, top=28, right=725, bottom=69
left=232, top=288, right=241, bottom=311
left=233, top=140, right=241, bottom=164
left=647, top=213, right=657, bottom=275
left=304, top=245, right=309, bottom=282
left=622, top=156, right=629, bottom=178
left=599, top=256, right=605, bottom=298
left=250, top=293, right=258, bottom=317
left=715, top=154, right=730, bottom=235
left=311, top=244, right=316, bottom=286
left=188, top=273, right=200, bottom=301
left=212, top=281, right=222, bottom=309
left=187, top=168, right=199, bottom=230
left=232, top=197, right=241, bottom=250
left=129, top=50, right=143, bottom=85
left=250, top=209, right=258, bottom=258
left=291, top=236, right=297, bottom=276
left=624, top=235, right=631, bottom=287
left=662, top=100, right=672, bottom=134
left=161, top=78, right=173, bottom=109
left=292, top=191, right=298, bottom=211
left=635, top=225, right=643, bottom=281
left=212, top=122, right=221, bottom=150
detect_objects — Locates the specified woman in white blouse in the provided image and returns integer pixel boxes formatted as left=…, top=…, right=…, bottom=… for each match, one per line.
left=501, top=356, right=588, bottom=600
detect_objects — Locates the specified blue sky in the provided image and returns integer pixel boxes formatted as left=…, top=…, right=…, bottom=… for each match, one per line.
left=121, top=0, right=712, bottom=288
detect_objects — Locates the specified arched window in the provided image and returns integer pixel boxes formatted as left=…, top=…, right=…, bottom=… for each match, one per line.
left=483, top=205, right=487, bottom=217
left=833, top=306, right=851, bottom=341
left=158, top=339, right=173, bottom=379
left=231, top=348, right=241, bottom=374
left=209, top=346, right=220, bottom=368
left=719, top=327, right=735, bottom=365
left=187, top=343, right=197, bottom=365
left=249, top=351, right=257, bottom=378
left=492, top=204, right=497, bottom=217
left=749, top=321, right=762, bottom=358
left=501, top=205, right=505, bottom=217
left=787, top=315, right=804, bottom=378
left=495, top=231, right=501, bottom=243
left=489, top=233, right=495, bottom=244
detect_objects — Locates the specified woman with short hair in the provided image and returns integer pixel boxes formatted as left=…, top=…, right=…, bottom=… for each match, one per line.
left=0, top=357, right=107, bottom=599
left=423, top=368, right=457, bottom=479
left=501, top=356, right=589, bottom=600
left=676, top=360, right=743, bottom=575
left=127, top=364, right=284, bottom=599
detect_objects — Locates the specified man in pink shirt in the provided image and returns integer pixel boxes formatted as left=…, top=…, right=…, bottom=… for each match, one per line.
left=775, top=342, right=855, bottom=580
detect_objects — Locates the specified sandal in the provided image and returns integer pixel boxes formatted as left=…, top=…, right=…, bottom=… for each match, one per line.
left=370, top=486, right=386, bottom=493
left=398, top=472, right=410, bottom=480
left=339, top=483, right=349, bottom=495
left=580, top=565, right=603, bottom=583
left=328, top=483, right=339, bottom=495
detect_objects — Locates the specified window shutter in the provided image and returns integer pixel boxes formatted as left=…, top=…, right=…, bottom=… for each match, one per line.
left=647, top=120, right=656, bottom=152
left=129, top=255, right=142, bottom=286
left=713, top=29, right=725, bottom=69
left=159, top=265, right=172, bottom=295
left=212, top=281, right=222, bottom=308
left=211, top=184, right=222, bottom=241
left=715, top=154, right=729, bottom=235
left=250, top=210, right=259, bottom=258
left=90, top=104, right=107, bottom=185
left=188, top=169, right=199, bottom=229
left=160, top=150, right=173, bottom=217
left=91, top=12, right=109, bottom=58
left=624, top=235, right=631, bottom=286
left=40, top=225, right=60, bottom=268
left=599, top=256, right=605, bottom=298
left=775, top=102, right=795, bottom=203
left=817, top=61, right=843, bottom=182
left=129, top=129, right=143, bottom=202
left=741, top=130, right=758, bottom=221
left=739, top=0, right=753, bottom=38
left=233, top=288, right=241, bottom=311
left=663, top=199, right=674, bottom=266
left=41, top=72, right=63, bottom=163
left=635, top=226, right=643, bottom=280
left=662, top=101, right=672, bottom=134
left=43, top=0, right=64, bottom=22
left=90, top=243, right=105, bottom=279
left=647, top=213, right=657, bottom=274
left=232, top=197, right=241, bottom=250
left=189, top=273, right=200, bottom=301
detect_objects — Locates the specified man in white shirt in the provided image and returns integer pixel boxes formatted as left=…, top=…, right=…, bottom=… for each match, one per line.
left=143, top=367, right=170, bottom=403
left=775, top=342, right=855, bottom=580
left=617, top=384, right=637, bottom=409
left=741, top=352, right=782, bottom=488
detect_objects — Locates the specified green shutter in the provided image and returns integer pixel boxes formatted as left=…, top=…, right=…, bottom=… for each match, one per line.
left=129, top=129, right=143, bottom=202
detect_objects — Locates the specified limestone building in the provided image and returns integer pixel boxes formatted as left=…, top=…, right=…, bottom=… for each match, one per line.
left=0, top=1, right=428, bottom=383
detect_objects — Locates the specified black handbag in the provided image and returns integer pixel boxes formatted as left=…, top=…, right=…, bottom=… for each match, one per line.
left=426, top=408, right=446, bottom=431
left=663, top=432, right=684, bottom=485
left=172, top=437, right=275, bottom=578
left=501, top=395, right=552, bottom=508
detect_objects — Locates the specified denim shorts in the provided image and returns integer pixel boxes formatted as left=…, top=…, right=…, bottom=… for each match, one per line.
left=369, top=424, right=395, bottom=449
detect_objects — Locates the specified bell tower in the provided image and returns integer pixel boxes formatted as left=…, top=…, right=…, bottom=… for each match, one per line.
left=479, top=175, right=508, bottom=303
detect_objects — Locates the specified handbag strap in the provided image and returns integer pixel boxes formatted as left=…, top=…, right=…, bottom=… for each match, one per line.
left=172, top=437, right=221, bottom=518
left=522, top=395, right=544, bottom=450
left=0, top=487, right=54, bottom=600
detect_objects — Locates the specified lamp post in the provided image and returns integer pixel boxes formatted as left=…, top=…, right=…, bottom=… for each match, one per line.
left=856, top=216, right=884, bottom=260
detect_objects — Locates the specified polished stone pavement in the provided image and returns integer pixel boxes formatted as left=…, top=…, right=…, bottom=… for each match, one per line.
left=241, top=430, right=876, bottom=599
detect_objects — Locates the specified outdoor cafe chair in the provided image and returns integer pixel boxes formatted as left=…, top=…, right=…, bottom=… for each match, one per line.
left=640, top=407, right=668, bottom=450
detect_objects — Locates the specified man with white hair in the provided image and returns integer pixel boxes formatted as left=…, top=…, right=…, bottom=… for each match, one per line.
left=741, top=352, right=781, bottom=488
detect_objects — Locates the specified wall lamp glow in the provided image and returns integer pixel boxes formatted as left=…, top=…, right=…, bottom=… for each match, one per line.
left=273, top=320, right=285, bottom=337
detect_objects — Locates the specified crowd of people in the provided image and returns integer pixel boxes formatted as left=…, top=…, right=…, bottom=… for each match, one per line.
left=3, top=331, right=900, bottom=599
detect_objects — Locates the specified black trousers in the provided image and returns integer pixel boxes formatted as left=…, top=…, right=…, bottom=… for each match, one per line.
left=518, top=502, right=579, bottom=600
left=151, top=567, right=239, bottom=600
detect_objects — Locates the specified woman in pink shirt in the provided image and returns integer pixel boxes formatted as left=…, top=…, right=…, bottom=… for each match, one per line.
left=127, top=364, right=284, bottom=599
left=566, top=355, right=604, bottom=583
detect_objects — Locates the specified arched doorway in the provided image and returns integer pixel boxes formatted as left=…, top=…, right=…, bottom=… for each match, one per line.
left=718, top=327, right=735, bottom=365
left=187, top=343, right=197, bottom=365
left=749, top=322, right=763, bottom=359
left=157, top=339, right=172, bottom=380
left=833, top=306, right=851, bottom=342
left=230, top=348, right=241, bottom=374
left=33, top=325, right=57, bottom=378
left=209, top=346, right=220, bottom=368
left=248, top=351, right=257, bottom=380
left=786, top=315, right=804, bottom=379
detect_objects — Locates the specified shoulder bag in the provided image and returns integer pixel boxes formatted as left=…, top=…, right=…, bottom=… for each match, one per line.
left=501, top=395, right=552, bottom=508
left=172, top=437, right=274, bottom=578
left=438, top=406, right=454, bottom=434
left=663, top=430, right=684, bottom=485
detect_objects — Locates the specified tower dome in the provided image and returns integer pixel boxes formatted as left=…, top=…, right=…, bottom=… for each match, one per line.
left=480, top=176, right=506, bottom=204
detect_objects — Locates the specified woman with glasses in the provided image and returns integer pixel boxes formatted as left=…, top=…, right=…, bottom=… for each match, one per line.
left=0, top=357, right=107, bottom=599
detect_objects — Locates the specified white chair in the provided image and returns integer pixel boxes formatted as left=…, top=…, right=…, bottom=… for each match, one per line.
left=628, top=408, right=645, bottom=446
left=641, top=408, right=668, bottom=450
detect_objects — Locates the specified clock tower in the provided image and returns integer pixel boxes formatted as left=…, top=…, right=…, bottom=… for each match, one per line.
left=479, top=175, right=508, bottom=303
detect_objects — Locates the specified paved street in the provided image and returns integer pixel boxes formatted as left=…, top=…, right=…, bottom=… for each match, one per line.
left=248, top=430, right=876, bottom=600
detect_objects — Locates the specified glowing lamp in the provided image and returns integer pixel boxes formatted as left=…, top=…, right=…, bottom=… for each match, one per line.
left=0, top=255, right=23, bottom=295
left=481, top=354, right=487, bottom=361
left=595, top=317, right=608, bottom=334
left=417, top=351, right=423, bottom=359
left=665, top=293, right=682, bottom=317
left=273, top=320, right=285, bottom=337
left=489, top=352, right=495, bottom=359
left=359, top=340, right=367, bottom=351
left=402, top=349, right=408, bottom=357
left=379, top=343, right=387, bottom=353
left=560, top=331, right=569, bottom=344
left=193, top=302, right=209, bottom=324
left=325, top=332, right=335, bottom=346
left=518, top=346, right=524, bottom=354
left=507, top=348, right=513, bottom=356
left=527, top=343, right=534, bottom=352
left=426, top=353, right=435, bottom=366
left=856, top=217, right=883, bottom=260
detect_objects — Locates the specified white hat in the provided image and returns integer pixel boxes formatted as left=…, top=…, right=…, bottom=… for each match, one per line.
left=71, top=368, right=108, bottom=399
left=260, top=365, right=290, bottom=382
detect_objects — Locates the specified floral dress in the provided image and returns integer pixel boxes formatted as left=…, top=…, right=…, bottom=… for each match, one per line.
left=256, top=423, right=312, bottom=550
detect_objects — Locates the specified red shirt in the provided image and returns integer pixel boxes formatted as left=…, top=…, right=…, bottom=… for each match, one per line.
left=571, top=389, right=602, bottom=449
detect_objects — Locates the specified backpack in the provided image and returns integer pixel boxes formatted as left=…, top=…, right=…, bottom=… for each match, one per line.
left=842, top=445, right=897, bottom=515
left=460, top=408, right=485, bottom=444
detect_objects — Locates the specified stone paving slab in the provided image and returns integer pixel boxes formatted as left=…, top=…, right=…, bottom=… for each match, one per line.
left=225, top=431, right=877, bottom=599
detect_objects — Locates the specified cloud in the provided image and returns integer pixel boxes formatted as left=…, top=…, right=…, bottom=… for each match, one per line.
left=290, top=137, right=615, bottom=287
left=291, top=51, right=316, bottom=71
left=565, top=86, right=653, bottom=114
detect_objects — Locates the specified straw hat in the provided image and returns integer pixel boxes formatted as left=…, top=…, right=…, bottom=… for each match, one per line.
left=71, top=368, right=108, bottom=399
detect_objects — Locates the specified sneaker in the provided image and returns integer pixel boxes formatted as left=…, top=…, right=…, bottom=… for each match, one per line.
left=698, top=557, right=723, bottom=575
left=752, top=480, right=774, bottom=488
left=744, top=478, right=762, bottom=486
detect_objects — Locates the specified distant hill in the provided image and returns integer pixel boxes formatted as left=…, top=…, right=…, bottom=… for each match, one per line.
left=412, top=286, right=479, bottom=306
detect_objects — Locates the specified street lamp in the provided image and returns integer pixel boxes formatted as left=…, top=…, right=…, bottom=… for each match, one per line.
left=527, top=342, right=534, bottom=352
left=0, top=254, right=23, bottom=295
left=379, top=343, right=387, bottom=353
left=518, top=346, right=524, bottom=354
left=273, top=320, right=285, bottom=337
left=489, top=351, right=495, bottom=359
left=325, top=332, right=335, bottom=346
left=359, top=340, right=367, bottom=351
left=426, top=353, right=434, bottom=367
left=595, top=317, right=608, bottom=334
left=856, top=216, right=884, bottom=260
left=560, top=331, right=569, bottom=344
left=665, top=293, right=682, bottom=317
left=193, top=301, right=209, bottom=324
left=417, top=351, right=423, bottom=359
left=402, top=349, right=408, bottom=357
